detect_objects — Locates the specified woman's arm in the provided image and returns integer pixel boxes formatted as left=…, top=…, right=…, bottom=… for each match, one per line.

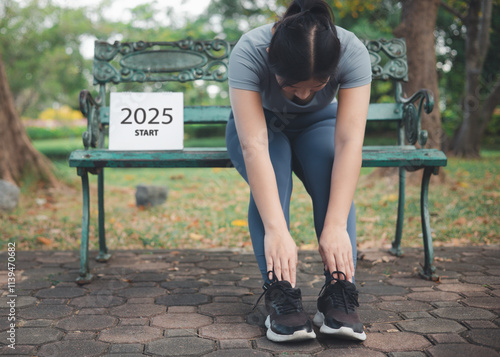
left=318, top=83, right=371, bottom=282
left=230, top=87, right=299, bottom=286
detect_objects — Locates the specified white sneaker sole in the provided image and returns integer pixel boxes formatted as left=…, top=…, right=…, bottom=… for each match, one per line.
left=313, top=311, right=367, bottom=341
left=264, top=315, right=316, bottom=342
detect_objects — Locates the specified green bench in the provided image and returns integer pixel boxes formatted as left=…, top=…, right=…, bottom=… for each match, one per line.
left=69, top=38, right=447, bottom=284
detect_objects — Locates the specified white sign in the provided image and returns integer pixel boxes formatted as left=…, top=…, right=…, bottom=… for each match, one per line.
left=109, top=92, right=184, bottom=151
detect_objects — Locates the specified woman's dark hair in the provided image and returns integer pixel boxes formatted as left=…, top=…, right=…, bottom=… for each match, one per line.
left=268, top=0, right=341, bottom=87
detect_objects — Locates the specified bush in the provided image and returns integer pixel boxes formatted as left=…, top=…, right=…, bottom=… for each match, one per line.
left=184, top=124, right=226, bottom=139
left=26, top=126, right=86, bottom=140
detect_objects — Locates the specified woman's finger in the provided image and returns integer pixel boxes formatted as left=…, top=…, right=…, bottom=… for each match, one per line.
left=266, top=257, right=274, bottom=281
left=280, top=258, right=290, bottom=285
left=273, top=261, right=282, bottom=283
left=289, top=260, right=297, bottom=288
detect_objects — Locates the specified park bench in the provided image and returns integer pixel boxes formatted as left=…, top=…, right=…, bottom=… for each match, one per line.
left=69, top=37, right=447, bottom=284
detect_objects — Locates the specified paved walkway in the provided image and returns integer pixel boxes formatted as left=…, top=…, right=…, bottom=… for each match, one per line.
left=0, top=245, right=499, bottom=357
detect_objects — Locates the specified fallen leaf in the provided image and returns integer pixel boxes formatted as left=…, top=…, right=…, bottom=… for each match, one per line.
left=37, top=236, right=52, bottom=245
left=382, top=193, right=399, bottom=203
left=434, top=256, right=453, bottom=262
left=453, top=217, right=467, bottom=226
left=188, top=233, right=204, bottom=240
left=231, top=219, right=248, bottom=227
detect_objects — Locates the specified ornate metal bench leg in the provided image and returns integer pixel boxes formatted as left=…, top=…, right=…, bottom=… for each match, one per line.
left=76, top=168, right=93, bottom=284
left=96, top=169, right=111, bottom=262
left=419, top=167, right=439, bottom=281
left=390, top=167, right=406, bottom=257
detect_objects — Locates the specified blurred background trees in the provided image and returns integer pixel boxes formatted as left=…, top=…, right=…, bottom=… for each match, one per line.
left=0, top=0, right=499, bottom=184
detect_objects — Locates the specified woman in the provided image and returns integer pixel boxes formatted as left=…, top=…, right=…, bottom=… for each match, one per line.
left=226, top=0, right=371, bottom=342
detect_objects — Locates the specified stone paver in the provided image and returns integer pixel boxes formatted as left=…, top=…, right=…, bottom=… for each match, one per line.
left=69, top=295, right=126, bottom=308
left=199, top=323, right=262, bottom=340
left=155, top=293, right=209, bottom=306
left=35, top=287, right=87, bottom=299
left=56, top=315, right=118, bottom=331
left=109, top=302, right=166, bottom=317
left=117, top=286, right=167, bottom=298
left=0, top=296, right=38, bottom=308
left=427, top=343, right=499, bottom=357
left=377, top=300, right=432, bottom=312
left=432, top=306, right=496, bottom=320
left=152, top=313, right=213, bottom=329
left=463, top=329, right=500, bottom=350
left=406, top=291, right=462, bottom=302
left=145, top=337, right=216, bottom=356
left=463, top=296, right=500, bottom=309
left=0, top=327, right=63, bottom=345
left=1, top=247, right=499, bottom=356
left=397, top=318, right=466, bottom=334
left=38, top=340, right=108, bottom=357
left=205, top=350, right=272, bottom=357
left=362, top=332, right=432, bottom=352
left=17, top=305, right=74, bottom=320
left=99, top=326, right=163, bottom=343
left=316, top=348, right=386, bottom=356
left=200, top=302, right=253, bottom=316
left=254, top=336, right=324, bottom=354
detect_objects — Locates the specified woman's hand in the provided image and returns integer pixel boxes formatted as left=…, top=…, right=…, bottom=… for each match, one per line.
left=265, top=229, right=298, bottom=287
left=318, top=226, right=354, bottom=282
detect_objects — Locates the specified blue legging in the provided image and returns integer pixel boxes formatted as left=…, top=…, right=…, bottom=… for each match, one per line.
left=225, top=103, right=357, bottom=284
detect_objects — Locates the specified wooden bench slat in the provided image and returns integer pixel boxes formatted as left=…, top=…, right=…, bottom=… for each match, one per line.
left=69, top=147, right=447, bottom=169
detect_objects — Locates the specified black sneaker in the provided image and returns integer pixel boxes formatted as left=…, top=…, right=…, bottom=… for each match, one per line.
left=254, top=273, right=316, bottom=342
left=313, top=271, right=366, bottom=341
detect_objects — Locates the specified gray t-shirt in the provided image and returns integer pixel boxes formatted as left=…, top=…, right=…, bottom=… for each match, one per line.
left=228, top=23, right=372, bottom=113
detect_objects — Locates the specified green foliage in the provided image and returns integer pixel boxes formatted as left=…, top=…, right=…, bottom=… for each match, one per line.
left=3, top=0, right=499, bottom=146
left=436, top=2, right=500, bottom=142
left=25, top=126, right=85, bottom=141
left=0, top=0, right=95, bottom=117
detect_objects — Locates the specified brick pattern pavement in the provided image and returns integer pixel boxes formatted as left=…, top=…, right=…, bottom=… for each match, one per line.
left=0, top=246, right=499, bottom=356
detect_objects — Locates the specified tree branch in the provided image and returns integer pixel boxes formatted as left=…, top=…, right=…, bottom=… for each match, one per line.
left=478, top=0, right=493, bottom=60
left=439, top=0, right=466, bottom=21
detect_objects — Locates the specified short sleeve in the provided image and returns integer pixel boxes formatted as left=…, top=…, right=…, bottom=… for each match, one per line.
left=228, top=37, right=263, bottom=92
left=337, top=35, right=372, bottom=89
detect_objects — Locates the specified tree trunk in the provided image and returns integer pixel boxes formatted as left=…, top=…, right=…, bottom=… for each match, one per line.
left=394, top=0, right=443, bottom=150
left=449, top=0, right=495, bottom=157
left=0, top=53, right=59, bottom=187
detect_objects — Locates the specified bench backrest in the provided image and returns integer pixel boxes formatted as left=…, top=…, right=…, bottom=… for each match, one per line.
left=83, top=37, right=420, bottom=149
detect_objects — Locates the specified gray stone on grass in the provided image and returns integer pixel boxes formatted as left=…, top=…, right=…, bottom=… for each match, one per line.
left=0, top=180, right=20, bottom=211
left=135, top=184, right=168, bottom=207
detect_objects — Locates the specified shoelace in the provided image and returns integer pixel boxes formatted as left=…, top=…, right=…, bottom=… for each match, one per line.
left=319, top=271, right=360, bottom=314
left=252, top=271, right=302, bottom=314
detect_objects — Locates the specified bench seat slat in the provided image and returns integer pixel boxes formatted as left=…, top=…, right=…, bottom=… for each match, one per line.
left=69, top=147, right=447, bottom=169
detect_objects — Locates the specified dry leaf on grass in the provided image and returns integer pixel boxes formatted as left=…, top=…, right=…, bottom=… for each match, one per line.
left=231, top=219, right=248, bottom=227
left=36, top=236, right=52, bottom=245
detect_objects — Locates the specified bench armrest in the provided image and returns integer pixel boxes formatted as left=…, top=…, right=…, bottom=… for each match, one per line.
left=397, top=85, right=434, bottom=147
left=79, top=90, right=102, bottom=150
